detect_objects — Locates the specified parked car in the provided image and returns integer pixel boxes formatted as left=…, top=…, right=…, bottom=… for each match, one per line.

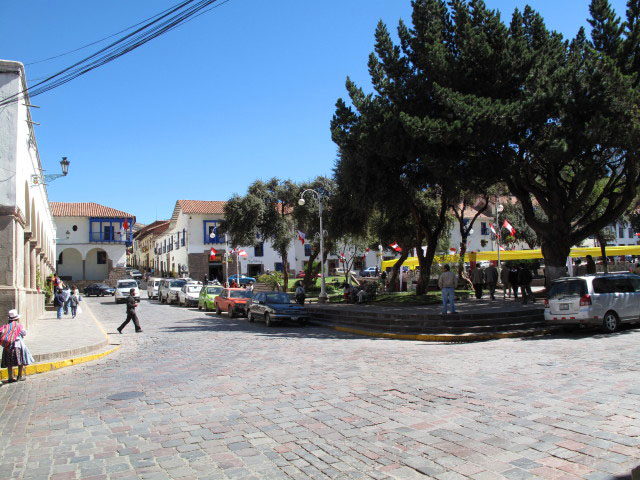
left=334, top=268, right=356, bottom=276
left=178, top=283, right=203, bottom=307
left=114, top=279, right=140, bottom=303
left=227, top=274, right=256, bottom=285
left=198, top=285, right=224, bottom=311
left=248, top=292, right=308, bottom=327
left=146, top=277, right=161, bottom=299
left=295, top=271, right=321, bottom=278
left=545, top=274, right=640, bottom=333
left=158, top=278, right=188, bottom=304
left=214, top=288, right=253, bottom=317
left=361, top=267, right=378, bottom=277
left=83, top=283, right=115, bottom=297
left=130, top=269, right=143, bottom=279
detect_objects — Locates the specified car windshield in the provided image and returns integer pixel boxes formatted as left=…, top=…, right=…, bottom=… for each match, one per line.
left=230, top=290, right=252, bottom=299
left=118, top=281, right=137, bottom=289
left=265, top=293, right=296, bottom=304
left=170, top=280, right=187, bottom=287
left=98, top=284, right=110, bottom=288
left=153, top=281, right=160, bottom=287
left=207, top=287, right=223, bottom=295
left=549, top=279, right=587, bottom=299
left=187, top=285, right=201, bottom=293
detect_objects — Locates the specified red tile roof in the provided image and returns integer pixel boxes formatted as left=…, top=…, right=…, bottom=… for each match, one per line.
left=50, top=202, right=134, bottom=219
left=177, top=200, right=226, bottom=214
left=134, top=220, right=170, bottom=240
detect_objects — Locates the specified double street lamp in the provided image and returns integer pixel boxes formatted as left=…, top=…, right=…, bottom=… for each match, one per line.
left=298, top=189, right=327, bottom=303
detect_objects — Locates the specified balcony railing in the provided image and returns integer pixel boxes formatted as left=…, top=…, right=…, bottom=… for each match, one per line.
left=90, top=232, right=131, bottom=243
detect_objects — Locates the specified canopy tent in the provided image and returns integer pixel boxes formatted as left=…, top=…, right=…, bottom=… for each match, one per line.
left=381, top=245, right=640, bottom=271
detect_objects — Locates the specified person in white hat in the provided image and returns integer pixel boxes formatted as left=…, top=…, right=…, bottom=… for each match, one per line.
left=1, top=309, right=34, bottom=383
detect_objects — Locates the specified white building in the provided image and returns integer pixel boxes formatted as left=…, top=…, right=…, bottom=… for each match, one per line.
left=51, top=202, right=135, bottom=283
left=0, top=60, right=57, bottom=326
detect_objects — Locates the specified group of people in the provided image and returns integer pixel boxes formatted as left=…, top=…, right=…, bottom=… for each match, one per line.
left=50, top=275, right=82, bottom=319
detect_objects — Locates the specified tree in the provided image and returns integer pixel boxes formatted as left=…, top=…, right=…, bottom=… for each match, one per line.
left=449, top=191, right=490, bottom=273
left=221, top=178, right=299, bottom=292
left=499, top=201, right=542, bottom=250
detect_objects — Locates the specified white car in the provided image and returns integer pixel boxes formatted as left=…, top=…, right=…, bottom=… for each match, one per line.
left=147, top=277, right=161, bottom=299
left=158, top=278, right=188, bottom=304
left=178, top=283, right=203, bottom=307
left=545, top=274, right=640, bottom=333
left=114, top=279, right=140, bottom=304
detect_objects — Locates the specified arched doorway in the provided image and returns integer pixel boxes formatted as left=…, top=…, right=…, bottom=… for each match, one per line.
left=57, top=248, right=83, bottom=281
left=86, top=248, right=109, bottom=281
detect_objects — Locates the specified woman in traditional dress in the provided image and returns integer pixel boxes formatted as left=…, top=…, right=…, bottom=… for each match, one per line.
left=1, top=309, right=35, bottom=383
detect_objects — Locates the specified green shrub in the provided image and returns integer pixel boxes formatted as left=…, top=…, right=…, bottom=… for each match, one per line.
left=257, top=272, right=284, bottom=290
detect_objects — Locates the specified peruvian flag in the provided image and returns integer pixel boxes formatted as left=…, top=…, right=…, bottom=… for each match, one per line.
left=209, top=247, right=217, bottom=260
left=489, top=223, right=498, bottom=236
left=339, top=252, right=346, bottom=263
left=123, top=218, right=129, bottom=230
left=503, top=219, right=516, bottom=236
left=449, top=247, right=457, bottom=254
left=237, top=249, right=248, bottom=257
left=390, top=242, right=402, bottom=252
left=499, top=245, right=506, bottom=251
left=298, top=230, right=306, bottom=245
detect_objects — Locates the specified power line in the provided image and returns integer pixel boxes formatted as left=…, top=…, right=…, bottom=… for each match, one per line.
left=1, top=0, right=231, bottom=107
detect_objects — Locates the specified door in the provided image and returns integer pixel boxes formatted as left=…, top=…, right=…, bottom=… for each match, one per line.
left=629, top=276, right=640, bottom=322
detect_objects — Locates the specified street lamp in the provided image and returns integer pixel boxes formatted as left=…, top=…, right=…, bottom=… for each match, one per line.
left=298, top=189, right=327, bottom=303
left=31, top=157, right=70, bottom=187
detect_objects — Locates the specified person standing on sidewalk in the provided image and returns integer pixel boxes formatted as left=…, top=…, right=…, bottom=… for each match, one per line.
left=117, top=289, right=143, bottom=334
left=471, top=265, right=485, bottom=299
left=1, top=309, right=34, bottom=383
left=69, top=286, right=81, bottom=319
left=438, top=264, right=457, bottom=314
left=62, top=284, right=71, bottom=315
left=500, top=264, right=512, bottom=299
left=485, top=263, right=498, bottom=300
left=509, top=265, right=521, bottom=300
left=518, top=264, right=534, bottom=305
left=53, top=288, right=65, bottom=319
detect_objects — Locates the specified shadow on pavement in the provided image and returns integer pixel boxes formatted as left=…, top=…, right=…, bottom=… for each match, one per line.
left=520, top=323, right=639, bottom=342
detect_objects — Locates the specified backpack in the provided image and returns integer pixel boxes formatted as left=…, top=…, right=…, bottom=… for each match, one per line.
left=0, top=322, right=22, bottom=349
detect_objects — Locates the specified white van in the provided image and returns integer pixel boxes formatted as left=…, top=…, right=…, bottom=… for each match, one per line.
left=147, top=277, right=162, bottom=299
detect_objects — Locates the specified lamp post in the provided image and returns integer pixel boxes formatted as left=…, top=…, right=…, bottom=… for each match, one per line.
left=298, top=189, right=327, bottom=303
left=31, top=157, right=70, bottom=186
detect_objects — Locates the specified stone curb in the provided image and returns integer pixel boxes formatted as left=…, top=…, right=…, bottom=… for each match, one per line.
left=311, top=321, right=561, bottom=343
left=32, top=339, right=109, bottom=363
left=1, top=345, right=120, bottom=381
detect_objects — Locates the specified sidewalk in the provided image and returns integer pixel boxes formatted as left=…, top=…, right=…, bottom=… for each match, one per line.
left=0, top=300, right=119, bottom=381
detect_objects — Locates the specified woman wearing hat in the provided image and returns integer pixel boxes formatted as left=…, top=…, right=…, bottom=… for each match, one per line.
left=1, top=310, right=34, bottom=383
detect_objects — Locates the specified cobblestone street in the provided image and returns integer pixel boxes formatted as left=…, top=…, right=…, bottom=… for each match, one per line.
left=1, top=297, right=639, bottom=479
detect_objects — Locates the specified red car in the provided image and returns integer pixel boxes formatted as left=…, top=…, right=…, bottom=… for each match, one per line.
left=214, top=288, right=253, bottom=318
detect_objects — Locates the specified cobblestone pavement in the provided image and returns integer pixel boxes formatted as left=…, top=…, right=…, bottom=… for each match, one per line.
left=1, top=297, right=639, bottom=480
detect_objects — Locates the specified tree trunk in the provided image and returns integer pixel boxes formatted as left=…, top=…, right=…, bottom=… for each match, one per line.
left=302, top=248, right=321, bottom=291
left=416, top=241, right=438, bottom=295
left=388, top=251, right=409, bottom=292
left=541, top=238, right=571, bottom=284
left=281, top=250, right=289, bottom=292
left=596, top=233, right=608, bottom=274
left=458, top=236, right=468, bottom=276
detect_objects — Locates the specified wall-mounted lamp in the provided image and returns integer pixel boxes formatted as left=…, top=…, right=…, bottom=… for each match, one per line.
left=32, top=157, right=70, bottom=187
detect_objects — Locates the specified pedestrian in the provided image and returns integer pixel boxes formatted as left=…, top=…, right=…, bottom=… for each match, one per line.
left=230, top=279, right=237, bottom=288
left=484, top=263, right=498, bottom=300
left=117, top=288, right=142, bottom=334
left=585, top=255, right=596, bottom=274
left=375, top=266, right=379, bottom=277
left=500, top=263, right=512, bottom=299
left=518, top=264, right=534, bottom=305
left=203, top=274, right=208, bottom=286
left=470, top=265, right=485, bottom=299
left=248, top=283, right=254, bottom=292
left=1, top=309, right=34, bottom=383
left=69, top=286, right=81, bottom=318
left=509, top=265, right=520, bottom=299
left=438, top=264, right=457, bottom=314
left=356, top=287, right=368, bottom=304
left=295, top=282, right=305, bottom=305
left=62, top=284, right=71, bottom=315
left=53, top=288, right=66, bottom=319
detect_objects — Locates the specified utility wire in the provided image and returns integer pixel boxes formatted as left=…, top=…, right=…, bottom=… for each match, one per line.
left=0, top=0, right=229, bottom=107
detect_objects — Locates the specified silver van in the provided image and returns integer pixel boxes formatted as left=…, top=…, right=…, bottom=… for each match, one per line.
left=545, top=274, right=640, bottom=332
left=147, top=277, right=161, bottom=299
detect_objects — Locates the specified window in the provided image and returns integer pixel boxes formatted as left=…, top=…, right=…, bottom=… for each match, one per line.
left=72, top=225, right=78, bottom=231
left=275, top=262, right=284, bottom=272
left=619, top=224, right=625, bottom=238
left=304, top=244, right=312, bottom=257
left=629, top=227, right=634, bottom=238
left=255, top=242, right=264, bottom=257
left=204, top=221, right=224, bottom=244
left=58, top=252, right=63, bottom=265
left=176, top=233, right=180, bottom=250
left=182, top=228, right=186, bottom=246
left=163, top=240, right=167, bottom=253
left=97, top=251, right=107, bottom=265
left=103, top=225, right=114, bottom=241
left=593, top=278, right=613, bottom=294
left=481, top=222, right=489, bottom=236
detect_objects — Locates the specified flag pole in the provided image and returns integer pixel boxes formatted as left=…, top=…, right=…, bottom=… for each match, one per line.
left=496, top=196, right=502, bottom=276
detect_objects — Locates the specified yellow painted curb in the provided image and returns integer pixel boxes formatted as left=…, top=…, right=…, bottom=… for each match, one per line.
left=1, top=345, right=120, bottom=381
left=329, top=325, right=558, bottom=343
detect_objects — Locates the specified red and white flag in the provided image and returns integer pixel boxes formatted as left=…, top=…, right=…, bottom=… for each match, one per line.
left=209, top=247, right=217, bottom=260
left=298, top=230, right=306, bottom=245
left=499, top=245, right=505, bottom=251
left=449, top=247, right=457, bottom=254
left=237, top=249, right=247, bottom=257
left=489, top=223, right=499, bottom=237
left=123, top=218, right=129, bottom=230
left=389, top=242, right=402, bottom=252
left=503, top=219, right=516, bottom=236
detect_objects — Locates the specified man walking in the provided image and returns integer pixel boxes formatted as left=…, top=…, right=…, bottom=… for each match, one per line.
left=117, top=288, right=142, bottom=333
left=471, top=265, right=485, bottom=299
left=438, top=264, right=457, bottom=314
left=518, top=264, right=534, bottom=305
left=485, top=263, right=499, bottom=300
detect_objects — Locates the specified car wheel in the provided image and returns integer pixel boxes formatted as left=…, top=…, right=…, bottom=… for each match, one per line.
left=265, top=313, right=273, bottom=327
left=100, top=292, right=104, bottom=297
left=198, top=302, right=202, bottom=310
left=161, top=295, right=166, bottom=304
left=248, top=312, right=255, bottom=323
left=229, top=307, right=235, bottom=319
left=215, top=304, right=221, bottom=315
left=603, top=311, right=619, bottom=333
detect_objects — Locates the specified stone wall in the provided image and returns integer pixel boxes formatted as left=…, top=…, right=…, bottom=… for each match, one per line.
left=188, top=252, right=208, bottom=282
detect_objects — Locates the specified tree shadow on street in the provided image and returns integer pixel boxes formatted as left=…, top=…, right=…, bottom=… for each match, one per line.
left=520, top=324, right=639, bottom=342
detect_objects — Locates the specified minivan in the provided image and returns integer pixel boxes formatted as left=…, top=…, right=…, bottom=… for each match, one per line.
left=147, top=277, right=161, bottom=299
left=545, top=274, right=640, bottom=333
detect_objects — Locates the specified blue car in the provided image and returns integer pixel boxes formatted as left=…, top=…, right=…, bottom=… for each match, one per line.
left=228, top=274, right=256, bottom=285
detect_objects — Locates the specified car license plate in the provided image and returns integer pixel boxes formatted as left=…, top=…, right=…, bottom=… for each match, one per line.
left=560, top=304, right=569, bottom=310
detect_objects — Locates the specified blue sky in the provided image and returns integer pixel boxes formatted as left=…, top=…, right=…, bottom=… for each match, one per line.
left=1, top=0, right=629, bottom=224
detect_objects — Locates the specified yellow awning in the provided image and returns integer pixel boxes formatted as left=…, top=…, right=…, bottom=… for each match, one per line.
left=381, top=245, right=640, bottom=270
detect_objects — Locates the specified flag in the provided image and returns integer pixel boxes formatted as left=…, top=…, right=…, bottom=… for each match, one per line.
left=503, top=219, right=516, bottom=236
left=119, top=223, right=125, bottom=240
left=390, top=242, right=402, bottom=252
left=298, top=230, right=306, bottom=245
left=123, top=218, right=129, bottom=230
left=489, top=223, right=498, bottom=236
left=209, top=247, right=217, bottom=260
left=365, top=247, right=370, bottom=253
left=238, top=249, right=247, bottom=257
left=499, top=245, right=505, bottom=251
left=449, top=247, right=457, bottom=254
left=339, top=252, right=346, bottom=263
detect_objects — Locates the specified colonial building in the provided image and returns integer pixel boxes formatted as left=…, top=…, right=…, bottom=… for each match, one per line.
left=131, top=220, right=169, bottom=273
left=0, top=60, right=57, bottom=326
left=51, top=202, right=135, bottom=283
